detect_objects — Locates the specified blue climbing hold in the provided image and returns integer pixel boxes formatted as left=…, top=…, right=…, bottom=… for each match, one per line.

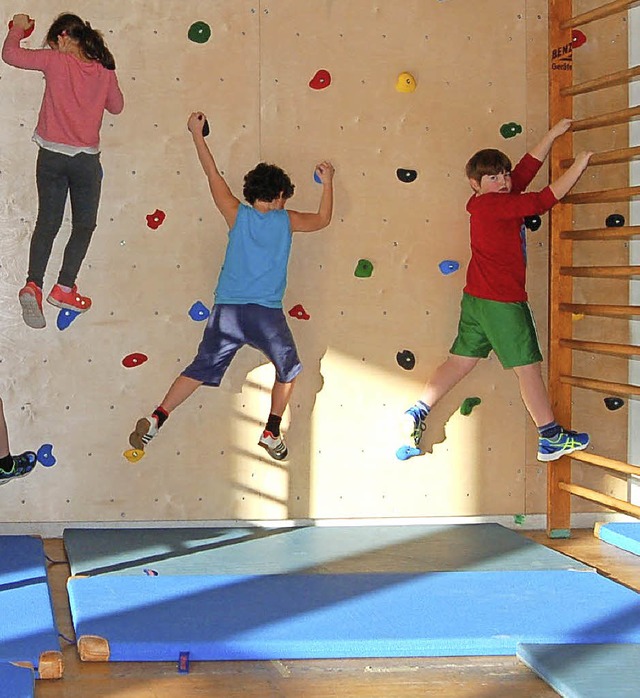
left=36, top=444, right=56, bottom=467
left=314, top=170, right=322, bottom=184
left=188, top=301, right=210, bottom=322
left=56, top=309, right=80, bottom=331
left=396, top=445, right=421, bottom=461
left=439, top=260, right=459, bottom=275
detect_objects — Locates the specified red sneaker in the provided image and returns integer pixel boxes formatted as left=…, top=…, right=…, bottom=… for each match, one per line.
left=18, top=282, right=46, bottom=329
left=47, top=284, right=92, bottom=312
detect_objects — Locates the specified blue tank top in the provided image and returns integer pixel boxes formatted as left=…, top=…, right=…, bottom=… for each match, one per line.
left=214, top=204, right=292, bottom=308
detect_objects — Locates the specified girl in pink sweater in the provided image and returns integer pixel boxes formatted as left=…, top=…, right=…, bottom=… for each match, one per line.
left=2, top=12, right=124, bottom=329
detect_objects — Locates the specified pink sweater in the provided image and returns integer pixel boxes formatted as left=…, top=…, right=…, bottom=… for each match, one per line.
left=2, top=25, right=124, bottom=149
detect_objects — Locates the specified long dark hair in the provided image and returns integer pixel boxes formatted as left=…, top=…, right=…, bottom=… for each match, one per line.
left=45, top=13, right=116, bottom=70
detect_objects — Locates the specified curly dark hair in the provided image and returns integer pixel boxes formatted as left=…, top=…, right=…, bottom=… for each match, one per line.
left=243, top=163, right=295, bottom=205
left=465, top=149, right=512, bottom=183
left=46, top=13, right=116, bottom=70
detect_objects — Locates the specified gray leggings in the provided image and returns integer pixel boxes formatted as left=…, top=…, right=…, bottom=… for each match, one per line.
left=28, top=148, right=102, bottom=288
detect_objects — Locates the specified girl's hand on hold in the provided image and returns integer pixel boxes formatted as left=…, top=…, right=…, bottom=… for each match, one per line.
left=11, top=14, right=34, bottom=31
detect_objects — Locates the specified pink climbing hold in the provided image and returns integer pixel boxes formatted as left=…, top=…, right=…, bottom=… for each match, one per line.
left=309, top=69, right=331, bottom=90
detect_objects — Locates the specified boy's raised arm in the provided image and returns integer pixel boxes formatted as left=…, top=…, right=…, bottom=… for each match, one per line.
left=187, top=112, right=239, bottom=229
left=528, top=118, right=573, bottom=163
left=549, top=150, right=593, bottom=200
left=288, top=161, right=335, bottom=233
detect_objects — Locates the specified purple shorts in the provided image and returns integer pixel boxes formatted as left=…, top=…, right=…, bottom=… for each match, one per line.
left=182, top=304, right=302, bottom=386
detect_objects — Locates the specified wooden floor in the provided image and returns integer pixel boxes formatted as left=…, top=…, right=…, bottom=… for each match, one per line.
left=36, top=529, right=640, bottom=698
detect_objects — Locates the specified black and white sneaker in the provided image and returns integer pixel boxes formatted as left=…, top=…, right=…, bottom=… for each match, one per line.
left=258, top=430, right=288, bottom=460
left=129, top=416, right=159, bottom=451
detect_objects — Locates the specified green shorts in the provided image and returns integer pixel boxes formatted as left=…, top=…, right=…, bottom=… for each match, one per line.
left=450, top=293, right=543, bottom=369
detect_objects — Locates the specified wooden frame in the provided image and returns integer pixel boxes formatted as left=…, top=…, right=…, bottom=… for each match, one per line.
left=548, top=0, right=640, bottom=536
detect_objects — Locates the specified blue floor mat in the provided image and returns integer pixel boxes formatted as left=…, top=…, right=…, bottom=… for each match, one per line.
left=518, top=643, right=640, bottom=698
left=0, top=662, right=34, bottom=698
left=595, top=522, right=640, bottom=557
left=67, top=569, right=640, bottom=661
left=63, top=523, right=591, bottom=576
left=0, top=536, right=61, bottom=677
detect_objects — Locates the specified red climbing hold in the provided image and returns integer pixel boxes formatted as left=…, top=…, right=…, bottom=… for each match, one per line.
left=122, top=352, right=148, bottom=368
left=288, top=304, right=310, bottom=320
left=572, top=29, right=587, bottom=48
left=146, top=209, right=166, bottom=229
left=309, top=69, right=331, bottom=90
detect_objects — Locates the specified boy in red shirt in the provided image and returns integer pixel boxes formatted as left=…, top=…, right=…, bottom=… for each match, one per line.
left=400, top=119, right=593, bottom=462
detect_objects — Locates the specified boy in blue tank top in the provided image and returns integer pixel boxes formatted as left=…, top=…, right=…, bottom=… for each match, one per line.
left=129, top=111, right=334, bottom=460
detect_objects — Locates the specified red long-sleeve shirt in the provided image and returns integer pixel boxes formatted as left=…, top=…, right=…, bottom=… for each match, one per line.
left=463, top=153, right=558, bottom=302
left=2, top=25, right=124, bottom=149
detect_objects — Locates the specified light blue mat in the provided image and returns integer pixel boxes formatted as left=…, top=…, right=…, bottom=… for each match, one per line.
left=0, top=536, right=61, bottom=676
left=518, top=643, right=640, bottom=698
left=63, top=524, right=591, bottom=576
left=595, top=522, right=640, bottom=556
left=67, top=569, right=640, bottom=661
left=0, top=663, right=34, bottom=698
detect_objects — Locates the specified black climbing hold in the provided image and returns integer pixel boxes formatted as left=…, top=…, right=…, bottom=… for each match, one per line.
left=605, top=214, right=625, bottom=228
left=396, top=350, right=415, bottom=371
left=188, top=21, right=211, bottom=44
left=396, top=168, right=417, bottom=183
left=604, top=396, right=624, bottom=411
left=524, top=215, right=542, bottom=231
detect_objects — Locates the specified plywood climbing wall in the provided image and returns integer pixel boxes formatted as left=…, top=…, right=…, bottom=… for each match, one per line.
left=0, top=0, right=626, bottom=525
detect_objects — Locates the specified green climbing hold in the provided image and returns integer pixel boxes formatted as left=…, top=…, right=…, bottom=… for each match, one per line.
left=354, top=259, right=373, bottom=278
left=460, top=396, right=481, bottom=416
left=188, top=21, right=211, bottom=44
left=514, top=514, right=526, bottom=526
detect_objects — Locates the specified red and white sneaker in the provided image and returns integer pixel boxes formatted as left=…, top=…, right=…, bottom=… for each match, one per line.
left=258, top=430, right=288, bottom=460
left=18, top=282, right=46, bottom=329
left=47, top=284, right=92, bottom=312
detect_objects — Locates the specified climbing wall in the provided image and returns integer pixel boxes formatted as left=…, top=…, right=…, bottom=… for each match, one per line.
left=0, top=0, right=625, bottom=525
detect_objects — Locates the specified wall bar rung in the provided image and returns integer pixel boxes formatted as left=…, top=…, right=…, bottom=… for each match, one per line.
left=570, top=450, right=640, bottom=477
left=558, top=482, right=640, bottom=518
left=560, top=265, right=640, bottom=278
left=560, top=374, right=640, bottom=397
left=560, top=65, right=640, bottom=96
left=560, top=225, right=640, bottom=240
left=561, top=0, right=640, bottom=29
left=560, top=338, right=640, bottom=358
left=572, top=105, right=640, bottom=131
left=560, top=302, right=640, bottom=318
left=564, top=185, right=640, bottom=204
left=561, top=145, right=640, bottom=168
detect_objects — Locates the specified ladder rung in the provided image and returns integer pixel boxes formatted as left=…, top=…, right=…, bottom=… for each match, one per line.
left=560, top=374, right=640, bottom=397
left=558, top=482, right=640, bottom=519
left=560, top=302, right=640, bottom=318
left=560, top=338, right=640, bottom=358
left=561, top=0, right=640, bottom=28
left=572, top=105, right=640, bottom=132
left=570, top=450, right=640, bottom=477
left=560, top=265, right=640, bottom=278
left=564, top=185, right=640, bottom=204
left=560, top=145, right=640, bottom=168
left=560, top=226, right=640, bottom=240
left=560, top=65, right=640, bottom=97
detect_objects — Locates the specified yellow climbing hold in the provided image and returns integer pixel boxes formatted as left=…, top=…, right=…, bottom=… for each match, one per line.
left=572, top=313, right=585, bottom=322
left=396, top=72, right=417, bottom=93
left=124, top=448, right=145, bottom=463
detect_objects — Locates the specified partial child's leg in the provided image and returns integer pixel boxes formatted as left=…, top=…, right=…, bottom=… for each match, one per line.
left=513, top=362, right=589, bottom=461
left=129, top=376, right=203, bottom=450
left=19, top=149, right=69, bottom=329
left=47, top=153, right=101, bottom=313
left=259, top=378, right=296, bottom=460
left=0, top=397, right=37, bottom=482
left=403, top=354, right=480, bottom=450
